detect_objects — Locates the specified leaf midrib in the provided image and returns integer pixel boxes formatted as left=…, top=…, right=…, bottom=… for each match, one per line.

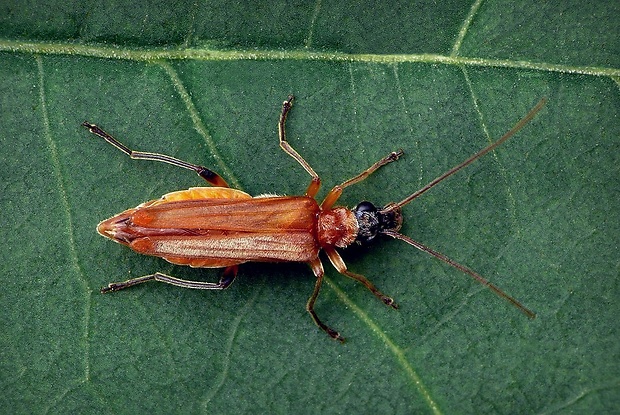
left=1, top=39, right=619, bottom=77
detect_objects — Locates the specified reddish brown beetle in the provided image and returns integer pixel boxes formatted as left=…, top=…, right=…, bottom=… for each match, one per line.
left=83, top=95, right=545, bottom=341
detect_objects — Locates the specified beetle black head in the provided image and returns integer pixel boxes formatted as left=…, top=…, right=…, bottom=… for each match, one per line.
left=353, top=201, right=403, bottom=245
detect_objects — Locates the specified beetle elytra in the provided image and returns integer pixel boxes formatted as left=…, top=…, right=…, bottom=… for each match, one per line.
left=83, top=95, right=545, bottom=342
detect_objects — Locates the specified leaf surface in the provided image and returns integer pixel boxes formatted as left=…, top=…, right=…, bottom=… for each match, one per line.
left=1, top=1, right=618, bottom=414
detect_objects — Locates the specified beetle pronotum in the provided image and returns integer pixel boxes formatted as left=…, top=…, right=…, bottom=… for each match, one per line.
left=84, top=95, right=545, bottom=342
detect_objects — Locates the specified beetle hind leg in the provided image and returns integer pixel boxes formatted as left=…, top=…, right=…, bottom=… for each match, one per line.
left=324, top=247, right=398, bottom=309
left=82, top=122, right=229, bottom=187
left=307, top=259, right=345, bottom=342
left=100, top=267, right=238, bottom=294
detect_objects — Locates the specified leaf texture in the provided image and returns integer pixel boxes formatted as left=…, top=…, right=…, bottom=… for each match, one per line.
left=1, top=1, right=618, bottom=414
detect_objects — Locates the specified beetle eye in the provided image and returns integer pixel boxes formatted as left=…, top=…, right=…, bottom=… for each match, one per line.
left=353, top=202, right=380, bottom=245
left=354, top=201, right=376, bottom=213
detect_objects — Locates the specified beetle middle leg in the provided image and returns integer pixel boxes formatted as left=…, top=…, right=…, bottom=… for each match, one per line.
left=100, top=266, right=238, bottom=293
left=325, top=247, right=398, bottom=309
left=82, top=122, right=229, bottom=187
left=278, top=95, right=403, bottom=202
left=278, top=95, right=322, bottom=198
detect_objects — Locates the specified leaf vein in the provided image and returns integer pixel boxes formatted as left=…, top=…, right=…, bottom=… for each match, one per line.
left=304, top=0, right=323, bottom=49
left=325, top=278, right=443, bottom=415
left=202, top=284, right=263, bottom=409
left=36, top=53, right=92, bottom=386
left=392, top=63, right=424, bottom=189
left=2, top=40, right=618, bottom=76
left=451, top=0, right=485, bottom=56
left=157, top=61, right=241, bottom=189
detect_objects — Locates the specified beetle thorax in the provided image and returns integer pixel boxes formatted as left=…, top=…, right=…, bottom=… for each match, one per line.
left=317, top=207, right=358, bottom=248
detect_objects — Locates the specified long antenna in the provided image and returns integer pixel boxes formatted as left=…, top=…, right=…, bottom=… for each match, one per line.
left=382, top=98, right=547, bottom=213
left=383, top=230, right=536, bottom=318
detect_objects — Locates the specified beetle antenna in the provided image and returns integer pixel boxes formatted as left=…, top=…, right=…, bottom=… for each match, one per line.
left=381, top=98, right=547, bottom=213
left=382, top=230, right=536, bottom=319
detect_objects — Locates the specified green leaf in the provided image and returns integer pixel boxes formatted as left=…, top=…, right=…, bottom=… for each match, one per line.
left=1, top=1, right=618, bottom=414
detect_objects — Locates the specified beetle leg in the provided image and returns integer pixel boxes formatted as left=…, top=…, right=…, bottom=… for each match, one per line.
left=100, top=270, right=238, bottom=294
left=220, top=265, right=239, bottom=287
left=324, top=247, right=398, bottom=309
left=278, top=95, right=322, bottom=198
left=307, top=258, right=345, bottom=342
left=321, top=150, right=403, bottom=210
left=82, top=122, right=229, bottom=187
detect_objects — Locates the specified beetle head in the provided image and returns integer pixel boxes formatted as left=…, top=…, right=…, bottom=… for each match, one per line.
left=353, top=201, right=403, bottom=245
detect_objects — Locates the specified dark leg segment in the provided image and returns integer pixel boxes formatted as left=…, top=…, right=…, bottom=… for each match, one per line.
left=82, top=122, right=229, bottom=188
left=100, top=270, right=238, bottom=294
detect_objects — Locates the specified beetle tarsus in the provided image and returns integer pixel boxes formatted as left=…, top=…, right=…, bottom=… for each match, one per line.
left=281, top=95, right=294, bottom=116
left=388, top=150, right=404, bottom=162
left=314, top=317, right=345, bottom=343
left=382, top=296, right=398, bottom=309
left=329, top=329, right=345, bottom=343
left=100, top=275, right=156, bottom=293
left=100, top=283, right=125, bottom=293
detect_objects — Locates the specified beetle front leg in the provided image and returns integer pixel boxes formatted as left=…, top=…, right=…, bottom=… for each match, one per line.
left=320, top=150, right=403, bottom=210
left=82, top=122, right=229, bottom=188
left=100, top=267, right=238, bottom=294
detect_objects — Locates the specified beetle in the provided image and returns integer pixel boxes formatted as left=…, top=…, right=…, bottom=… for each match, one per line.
left=83, top=95, right=545, bottom=342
